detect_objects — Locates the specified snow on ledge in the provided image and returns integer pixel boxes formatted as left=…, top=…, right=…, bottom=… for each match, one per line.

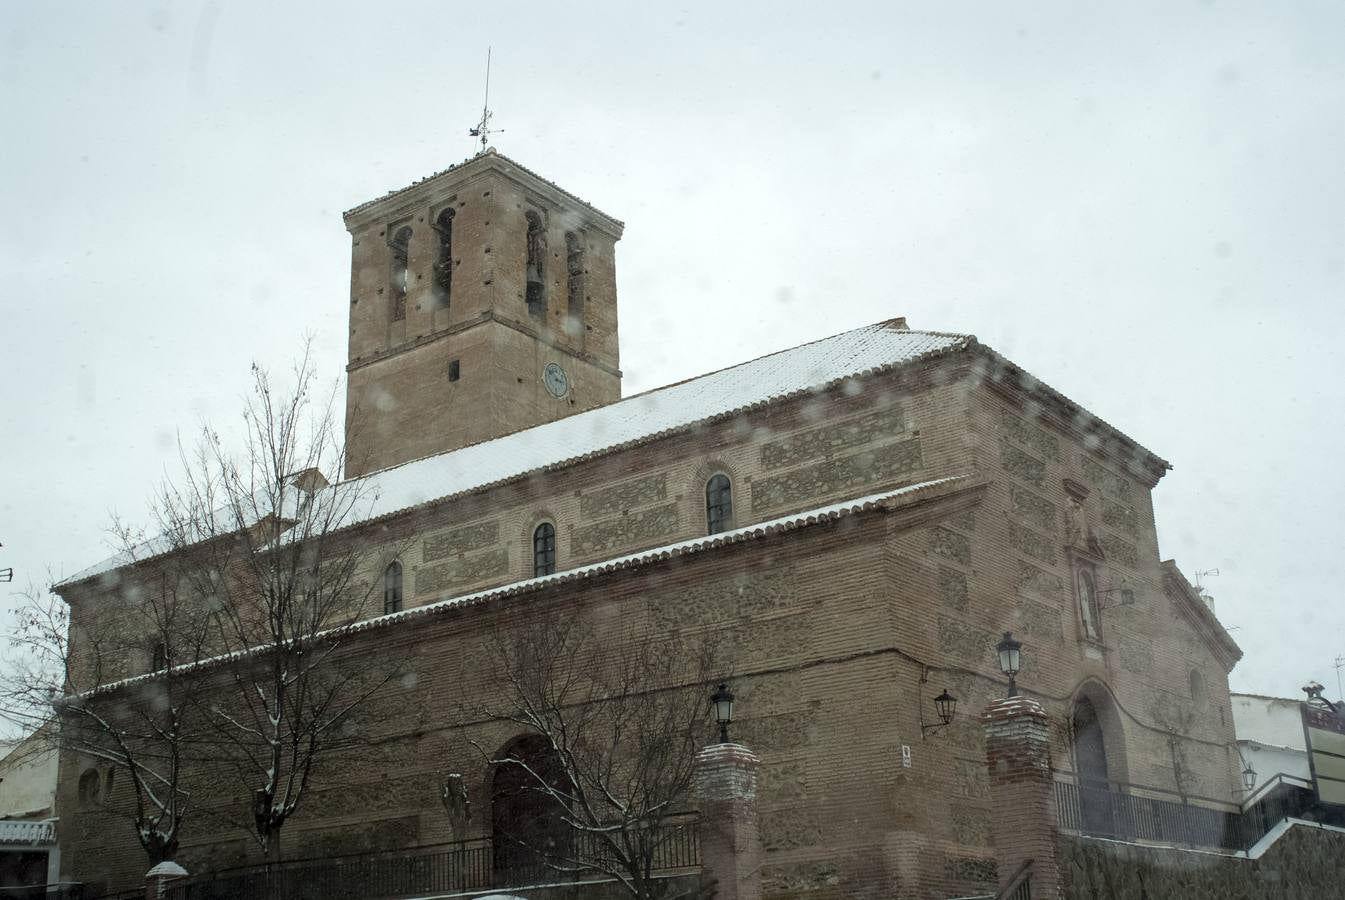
left=146, top=860, right=189, bottom=878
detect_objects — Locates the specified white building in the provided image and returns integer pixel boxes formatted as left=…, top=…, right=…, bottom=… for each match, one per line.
left=1230, top=692, right=1313, bottom=795
left=0, top=726, right=61, bottom=893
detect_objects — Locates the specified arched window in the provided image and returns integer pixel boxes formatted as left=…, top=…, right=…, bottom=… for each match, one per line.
left=706, top=474, right=733, bottom=534
left=390, top=226, right=412, bottom=322
left=78, top=769, right=101, bottom=808
left=1077, top=568, right=1101, bottom=641
left=525, top=211, right=546, bottom=319
left=533, top=523, right=556, bottom=577
left=1189, top=669, right=1205, bottom=701
left=383, top=561, right=403, bottom=615
left=565, top=231, right=585, bottom=335
left=150, top=640, right=167, bottom=672
left=433, top=208, right=455, bottom=311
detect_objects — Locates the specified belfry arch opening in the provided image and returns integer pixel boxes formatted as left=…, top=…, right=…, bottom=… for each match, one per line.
left=491, top=734, right=574, bottom=878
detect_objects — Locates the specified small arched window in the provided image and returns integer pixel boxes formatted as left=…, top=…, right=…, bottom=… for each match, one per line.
left=565, top=231, right=585, bottom=335
left=390, top=226, right=412, bottom=322
left=525, top=211, right=546, bottom=319
left=433, top=208, right=455, bottom=311
left=150, top=640, right=168, bottom=672
left=1189, top=669, right=1205, bottom=701
left=706, top=474, right=733, bottom=534
left=384, top=561, right=403, bottom=615
left=78, top=769, right=101, bottom=808
left=1077, top=568, right=1101, bottom=641
left=533, top=522, right=556, bottom=577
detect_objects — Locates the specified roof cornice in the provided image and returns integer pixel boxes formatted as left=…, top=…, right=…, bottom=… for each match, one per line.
left=972, top=342, right=1171, bottom=487
left=342, top=149, right=624, bottom=238
left=1161, top=559, right=1243, bottom=671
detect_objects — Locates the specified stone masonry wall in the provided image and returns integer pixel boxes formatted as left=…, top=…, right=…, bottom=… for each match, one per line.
left=1059, top=826, right=1345, bottom=899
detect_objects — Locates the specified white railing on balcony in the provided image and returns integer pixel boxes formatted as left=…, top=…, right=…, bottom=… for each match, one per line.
left=0, top=818, right=56, bottom=845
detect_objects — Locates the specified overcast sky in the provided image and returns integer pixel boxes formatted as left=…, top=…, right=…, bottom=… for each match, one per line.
left=2, top=1, right=1343, bottom=702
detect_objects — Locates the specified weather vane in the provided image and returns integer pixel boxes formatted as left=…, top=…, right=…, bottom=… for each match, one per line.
left=468, top=47, right=503, bottom=154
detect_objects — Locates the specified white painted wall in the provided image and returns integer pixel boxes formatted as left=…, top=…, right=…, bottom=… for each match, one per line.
left=1231, top=692, right=1311, bottom=793
left=0, top=728, right=58, bottom=820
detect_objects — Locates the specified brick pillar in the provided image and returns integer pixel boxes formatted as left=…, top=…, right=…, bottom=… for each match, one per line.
left=983, top=696, right=1061, bottom=899
left=694, top=742, right=763, bottom=900
left=144, top=861, right=187, bottom=900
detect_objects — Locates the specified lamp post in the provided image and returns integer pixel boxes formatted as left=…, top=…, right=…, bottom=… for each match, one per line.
left=710, top=682, right=735, bottom=744
left=996, top=632, right=1023, bottom=698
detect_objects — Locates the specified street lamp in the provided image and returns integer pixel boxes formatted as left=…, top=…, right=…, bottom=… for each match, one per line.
left=996, top=632, right=1023, bottom=698
left=1241, top=763, right=1257, bottom=792
left=921, top=687, right=959, bottom=737
left=710, top=683, right=735, bottom=744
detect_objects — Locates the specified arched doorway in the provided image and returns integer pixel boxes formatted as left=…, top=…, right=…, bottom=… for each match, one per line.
left=491, top=735, right=575, bottom=883
left=1071, top=697, right=1115, bottom=836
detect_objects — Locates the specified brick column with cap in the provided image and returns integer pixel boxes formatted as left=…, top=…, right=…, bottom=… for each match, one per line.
left=983, top=696, right=1061, bottom=899
left=694, top=742, right=762, bottom=900
left=144, top=860, right=188, bottom=900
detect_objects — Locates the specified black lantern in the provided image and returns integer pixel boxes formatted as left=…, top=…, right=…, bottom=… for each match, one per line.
left=933, top=689, right=957, bottom=726
left=996, top=632, right=1023, bottom=697
left=922, top=686, right=959, bottom=737
left=1241, top=763, right=1257, bottom=792
left=710, top=683, right=735, bottom=744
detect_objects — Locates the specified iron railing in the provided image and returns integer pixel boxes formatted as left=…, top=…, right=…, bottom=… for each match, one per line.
left=148, top=819, right=700, bottom=900
left=1053, top=770, right=1317, bottom=853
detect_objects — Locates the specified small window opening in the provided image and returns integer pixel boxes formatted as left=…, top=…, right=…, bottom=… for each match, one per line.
left=533, top=522, right=556, bottom=577
left=433, top=208, right=455, bottom=312
left=384, top=561, right=403, bottom=615
left=448, top=359, right=460, bottom=382
left=151, top=640, right=167, bottom=672
left=78, top=769, right=101, bottom=808
left=1189, top=669, right=1205, bottom=701
left=390, top=226, right=412, bottom=322
left=565, top=231, right=585, bottom=336
left=1077, top=568, right=1101, bottom=641
left=525, top=212, right=546, bottom=319
left=706, top=474, right=733, bottom=535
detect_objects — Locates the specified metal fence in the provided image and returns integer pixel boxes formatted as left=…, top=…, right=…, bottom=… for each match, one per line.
left=1053, top=770, right=1316, bottom=853
left=144, top=820, right=700, bottom=900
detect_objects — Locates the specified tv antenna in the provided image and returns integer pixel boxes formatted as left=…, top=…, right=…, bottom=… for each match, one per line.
left=468, top=47, right=503, bottom=154
left=1335, top=654, right=1344, bottom=707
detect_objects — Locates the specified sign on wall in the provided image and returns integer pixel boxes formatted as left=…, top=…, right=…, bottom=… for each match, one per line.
left=1302, top=704, right=1345, bottom=806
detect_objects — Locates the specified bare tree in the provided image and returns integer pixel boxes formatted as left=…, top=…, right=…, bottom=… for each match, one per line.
left=4, top=560, right=213, bottom=865
left=480, top=612, right=719, bottom=900
left=145, top=348, right=406, bottom=860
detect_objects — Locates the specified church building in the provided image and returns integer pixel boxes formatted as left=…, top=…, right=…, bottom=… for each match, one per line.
left=53, top=151, right=1245, bottom=899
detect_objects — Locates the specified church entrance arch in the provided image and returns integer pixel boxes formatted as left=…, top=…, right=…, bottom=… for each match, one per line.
left=491, top=734, right=575, bottom=882
left=1070, top=688, right=1128, bottom=838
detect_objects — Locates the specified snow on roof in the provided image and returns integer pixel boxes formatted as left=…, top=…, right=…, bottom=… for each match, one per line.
left=58, top=477, right=319, bottom=589
left=71, top=476, right=976, bottom=699
left=350, top=321, right=969, bottom=524
left=58, top=320, right=966, bottom=589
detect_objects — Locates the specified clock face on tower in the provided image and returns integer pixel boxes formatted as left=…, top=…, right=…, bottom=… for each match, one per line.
left=543, top=362, right=570, bottom=399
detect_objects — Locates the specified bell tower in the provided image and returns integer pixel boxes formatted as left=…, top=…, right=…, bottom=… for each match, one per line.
left=342, top=150, right=624, bottom=477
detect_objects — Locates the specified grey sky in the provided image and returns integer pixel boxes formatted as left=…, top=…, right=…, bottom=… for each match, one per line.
left=2, top=1, right=1342, bottom=700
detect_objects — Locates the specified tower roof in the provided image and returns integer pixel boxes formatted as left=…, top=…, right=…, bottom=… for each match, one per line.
left=342, top=149, right=624, bottom=237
